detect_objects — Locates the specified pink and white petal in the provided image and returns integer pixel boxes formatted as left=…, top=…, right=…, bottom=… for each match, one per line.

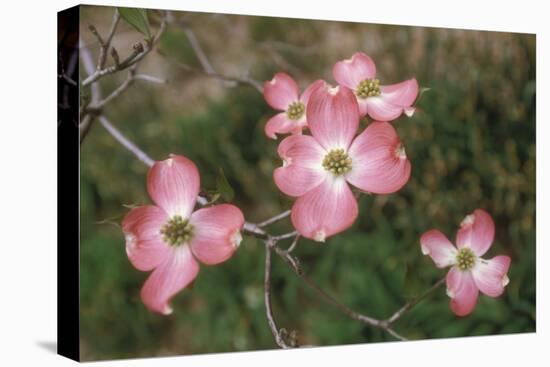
left=122, top=205, right=171, bottom=271
left=356, top=98, right=369, bottom=117
left=380, top=78, right=419, bottom=107
left=291, top=177, right=358, bottom=242
left=446, top=267, right=479, bottom=317
left=273, top=135, right=327, bottom=197
left=306, top=84, right=360, bottom=150
left=332, top=52, right=377, bottom=89
left=346, top=122, right=411, bottom=194
left=365, top=97, right=404, bottom=122
left=189, top=204, right=245, bottom=265
left=263, top=72, right=300, bottom=110
left=265, top=112, right=302, bottom=139
left=147, top=155, right=200, bottom=218
left=456, top=209, right=495, bottom=257
left=140, top=245, right=199, bottom=315
left=472, top=255, right=511, bottom=298
left=300, top=79, right=327, bottom=106
left=420, top=229, right=458, bottom=268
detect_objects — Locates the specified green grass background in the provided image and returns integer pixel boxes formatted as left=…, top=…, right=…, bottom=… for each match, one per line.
left=79, top=6, right=535, bottom=360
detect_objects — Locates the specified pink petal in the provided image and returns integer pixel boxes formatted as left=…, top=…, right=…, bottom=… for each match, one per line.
left=446, top=267, right=479, bottom=317
left=291, top=177, right=358, bottom=242
left=306, top=84, right=359, bottom=150
left=365, top=97, right=404, bottom=122
left=346, top=122, right=411, bottom=194
left=472, top=255, right=511, bottom=297
left=263, top=72, right=300, bottom=110
left=273, top=135, right=327, bottom=197
left=189, top=204, right=245, bottom=265
left=265, top=112, right=305, bottom=139
left=420, top=229, right=457, bottom=268
left=147, top=155, right=200, bottom=218
left=299, top=79, right=327, bottom=106
left=380, top=78, right=419, bottom=108
left=140, top=245, right=199, bottom=315
left=122, top=205, right=171, bottom=271
left=332, top=52, right=377, bottom=89
left=456, top=209, right=495, bottom=257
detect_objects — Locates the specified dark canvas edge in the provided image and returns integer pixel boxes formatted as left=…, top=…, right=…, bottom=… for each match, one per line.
left=57, top=4, right=80, bottom=362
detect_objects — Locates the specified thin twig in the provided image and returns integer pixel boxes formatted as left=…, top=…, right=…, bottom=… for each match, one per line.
left=386, top=277, right=446, bottom=325
left=86, top=70, right=167, bottom=115
left=258, top=210, right=291, bottom=228
left=178, top=21, right=239, bottom=88
left=82, top=17, right=166, bottom=87
left=80, top=43, right=101, bottom=102
left=58, top=73, right=77, bottom=86
left=97, top=116, right=155, bottom=167
left=285, top=234, right=300, bottom=253
left=93, top=9, right=121, bottom=71
left=264, top=242, right=291, bottom=349
left=181, top=25, right=216, bottom=75
left=79, top=43, right=101, bottom=142
left=162, top=54, right=263, bottom=94
left=134, top=74, right=167, bottom=84
left=273, top=246, right=407, bottom=340
left=90, top=66, right=137, bottom=111
left=272, top=231, right=299, bottom=241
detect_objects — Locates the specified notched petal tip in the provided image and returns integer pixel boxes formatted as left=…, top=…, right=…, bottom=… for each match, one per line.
left=394, top=143, right=407, bottom=159
left=446, top=287, right=455, bottom=299
left=404, top=107, right=416, bottom=117
left=124, top=232, right=136, bottom=247
left=461, top=214, right=475, bottom=228
left=282, top=156, right=292, bottom=167
left=124, top=232, right=138, bottom=258
left=231, top=230, right=243, bottom=248
left=313, top=230, right=326, bottom=242
left=162, top=305, right=174, bottom=315
left=421, top=244, right=430, bottom=255
left=328, top=86, right=340, bottom=95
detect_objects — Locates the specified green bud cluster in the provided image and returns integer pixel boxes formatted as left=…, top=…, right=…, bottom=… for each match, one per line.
left=160, top=215, right=195, bottom=246
left=322, top=149, right=352, bottom=176
left=456, top=247, right=476, bottom=271
left=356, top=78, right=381, bottom=98
left=286, top=101, right=305, bottom=120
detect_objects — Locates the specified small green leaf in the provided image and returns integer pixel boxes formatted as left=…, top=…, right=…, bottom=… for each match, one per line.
left=118, top=7, right=151, bottom=39
left=216, top=168, right=235, bottom=202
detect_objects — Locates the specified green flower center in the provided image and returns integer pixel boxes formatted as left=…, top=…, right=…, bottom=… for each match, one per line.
left=322, top=149, right=352, bottom=176
left=356, top=78, right=381, bottom=98
left=456, top=247, right=476, bottom=271
left=160, top=215, right=195, bottom=246
left=286, top=101, right=305, bottom=120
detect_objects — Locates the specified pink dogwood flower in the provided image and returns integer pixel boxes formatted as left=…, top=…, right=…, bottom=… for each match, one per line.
left=420, top=209, right=511, bottom=316
left=274, top=83, right=411, bottom=242
left=263, top=72, right=326, bottom=139
left=333, top=52, right=419, bottom=121
left=122, top=154, right=244, bottom=315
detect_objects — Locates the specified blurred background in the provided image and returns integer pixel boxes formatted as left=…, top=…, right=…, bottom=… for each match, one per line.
left=79, top=5, right=536, bottom=361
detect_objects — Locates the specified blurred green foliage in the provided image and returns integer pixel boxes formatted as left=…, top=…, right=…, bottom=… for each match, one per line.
left=79, top=6, right=535, bottom=360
